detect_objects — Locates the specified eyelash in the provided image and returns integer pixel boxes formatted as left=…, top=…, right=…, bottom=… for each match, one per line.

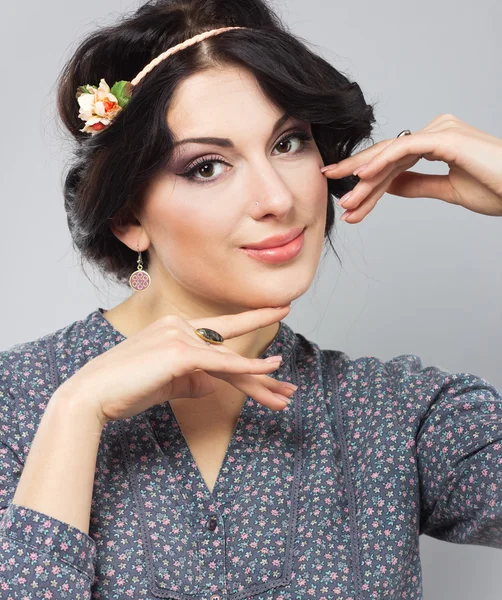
left=177, top=130, right=314, bottom=184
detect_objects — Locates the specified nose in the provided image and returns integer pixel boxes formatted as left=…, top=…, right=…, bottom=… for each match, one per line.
left=247, top=158, right=296, bottom=216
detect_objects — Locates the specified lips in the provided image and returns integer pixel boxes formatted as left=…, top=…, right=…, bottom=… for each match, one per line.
left=242, top=227, right=305, bottom=250
left=239, top=228, right=305, bottom=264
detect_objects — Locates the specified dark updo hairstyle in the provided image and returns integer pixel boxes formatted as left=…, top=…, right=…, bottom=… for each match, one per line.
left=57, top=0, right=376, bottom=287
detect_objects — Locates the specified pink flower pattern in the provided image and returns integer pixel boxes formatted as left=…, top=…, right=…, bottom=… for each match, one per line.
left=0, top=307, right=501, bottom=599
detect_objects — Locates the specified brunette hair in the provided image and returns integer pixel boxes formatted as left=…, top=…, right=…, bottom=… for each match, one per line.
left=56, top=0, right=376, bottom=286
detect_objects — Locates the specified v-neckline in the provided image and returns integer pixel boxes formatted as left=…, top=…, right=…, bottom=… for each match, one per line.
left=91, top=306, right=299, bottom=503
left=164, top=392, right=253, bottom=500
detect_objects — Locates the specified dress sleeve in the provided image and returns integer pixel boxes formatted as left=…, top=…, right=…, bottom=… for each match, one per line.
left=385, top=354, right=502, bottom=549
left=0, top=343, right=97, bottom=598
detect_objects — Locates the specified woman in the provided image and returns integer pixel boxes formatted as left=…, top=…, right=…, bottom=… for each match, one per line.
left=0, top=0, right=501, bottom=598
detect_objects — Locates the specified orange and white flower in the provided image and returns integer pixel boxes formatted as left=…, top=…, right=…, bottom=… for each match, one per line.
left=76, top=78, right=123, bottom=134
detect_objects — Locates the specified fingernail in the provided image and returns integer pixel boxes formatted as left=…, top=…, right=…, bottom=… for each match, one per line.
left=337, top=191, right=352, bottom=206
left=353, top=163, right=368, bottom=176
left=265, top=355, right=283, bottom=363
left=320, top=164, right=337, bottom=173
left=281, top=382, right=298, bottom=391
left=340, top=212, right=349, bottom=222
left=273, top=393, right=291, bottom=404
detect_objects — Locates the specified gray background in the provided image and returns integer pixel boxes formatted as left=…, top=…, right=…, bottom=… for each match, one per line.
left=1, top=0, right=501, bottom=597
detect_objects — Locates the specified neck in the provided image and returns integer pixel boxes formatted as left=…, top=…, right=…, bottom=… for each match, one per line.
left=101, top=290, right=281, bottom=360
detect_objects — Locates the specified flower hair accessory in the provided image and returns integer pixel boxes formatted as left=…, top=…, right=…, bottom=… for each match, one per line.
left=76, top=79, right=132, bottom=134
left=76, top=26, right=247, bottom=134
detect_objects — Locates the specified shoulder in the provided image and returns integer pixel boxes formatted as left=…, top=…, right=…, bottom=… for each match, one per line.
left=320, top=347, right=501, bottom=434
left=320, top=346, right=497, bottom=400
left=0, top=332, right=58, bottom=460
left=321, top=347, right=456, bottom=388
left=0, top=312, right=100, bottom=450
left=1, top=309, right=105, bottom=388
left=298, top=335, right=441, bottom=389
left=0, top=332, right=54, bottom=395
left=1, top=315, right=89, bottom=386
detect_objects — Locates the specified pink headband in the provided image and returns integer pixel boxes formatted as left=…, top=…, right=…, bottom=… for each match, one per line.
left=75, top=26, right=247, bottom=134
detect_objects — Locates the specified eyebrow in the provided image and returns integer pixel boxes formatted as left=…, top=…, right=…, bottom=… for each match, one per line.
left=172, top=113, right=293, bottom=148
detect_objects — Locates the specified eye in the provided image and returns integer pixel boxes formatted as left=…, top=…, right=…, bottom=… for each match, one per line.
left=272, top=130, right=312, bottom=155
left=177, top=129, right=314, bottom=184
left=178, top=154, right=227, bottom=184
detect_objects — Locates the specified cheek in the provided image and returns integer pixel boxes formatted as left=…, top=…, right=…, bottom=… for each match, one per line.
left=295, top=158, right=329, bottom=212
left=145, top=185, right=236, bottom=269
left=165, top=206, right=226, bottom=256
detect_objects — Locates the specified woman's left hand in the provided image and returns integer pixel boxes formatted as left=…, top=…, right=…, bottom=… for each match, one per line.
left=321, top=113, right=502, bottom=223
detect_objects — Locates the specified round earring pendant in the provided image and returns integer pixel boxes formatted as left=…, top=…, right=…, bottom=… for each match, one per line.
left=129, top=269, right=151, bottom=291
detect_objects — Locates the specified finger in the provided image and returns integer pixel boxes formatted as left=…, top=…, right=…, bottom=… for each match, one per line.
left=164, top=313, right=295, bottom=410
left=343, top=169, right=456, bottom=210
left=386, top=170, right=457, bottom=203
left=343, top=118, right=467, bottom=181
left=346, top=130, right=457, bottom=180
left=150, top=308, right=289, bottom=354
left=206, top=369, right=295, bottom=411
left=212, top=368, right=298, bottom=400
left=322, top=116, right=459, bottom=179
left=321, top=139, right=391, bottom=177
left=164, top=317, right=282, bottom=364
left=340, top=169, right=456, bottom=224
left=326, top=135, right=429, bottom=182
left=175, top=326, right=293, bottom=405
left=167, top=340, right=286, bottom=381
left=337, top=158, right=416, bottom=211
left=167, top=331, right=294, bottom=410
left=335, top=123, right=461, bottom=212
left=187, top=305, right=291, bottom=341
left=236, top=373, right=296, bottom=411
left=339, top=167, right=401, bottom=223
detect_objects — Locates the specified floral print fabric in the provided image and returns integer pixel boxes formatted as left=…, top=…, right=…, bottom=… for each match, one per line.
left=0, top=307, right=501, bottom=599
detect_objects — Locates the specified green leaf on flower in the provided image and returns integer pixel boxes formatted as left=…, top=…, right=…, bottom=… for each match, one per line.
left=111, top=80, right=132, bottom=108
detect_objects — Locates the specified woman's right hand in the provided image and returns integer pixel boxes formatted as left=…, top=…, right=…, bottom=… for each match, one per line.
left=59, top=306, right=295, bottom=425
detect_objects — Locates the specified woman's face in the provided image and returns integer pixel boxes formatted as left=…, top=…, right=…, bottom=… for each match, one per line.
left=130, top=64, right=328, bottom=313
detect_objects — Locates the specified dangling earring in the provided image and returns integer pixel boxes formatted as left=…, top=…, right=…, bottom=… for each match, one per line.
left=129, top=243, right=151, bottom=291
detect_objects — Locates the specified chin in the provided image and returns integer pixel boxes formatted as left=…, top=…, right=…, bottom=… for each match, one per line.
left=239, top=275, right=313, bottom=310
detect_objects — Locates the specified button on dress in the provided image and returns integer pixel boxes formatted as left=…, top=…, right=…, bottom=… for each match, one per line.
left=0, top=307, right=501, bottom=599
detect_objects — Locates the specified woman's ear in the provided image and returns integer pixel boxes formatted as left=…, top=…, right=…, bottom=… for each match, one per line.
left=109, top=213, right=151, bottom=253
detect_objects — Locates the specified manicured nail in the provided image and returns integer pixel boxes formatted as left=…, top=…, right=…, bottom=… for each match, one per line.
left=340, top=211, right=349, bottom=221
left=265, top=355, right=283, bottom=363
left=273, top=393, right=291, bottom=405
left=320, top=164, right=337, bottom=173
left=353, top=163, right=368, bottom=176
left=281, top=382, right=298, bottom=391
left=337, top=191, right=352, bottom=206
